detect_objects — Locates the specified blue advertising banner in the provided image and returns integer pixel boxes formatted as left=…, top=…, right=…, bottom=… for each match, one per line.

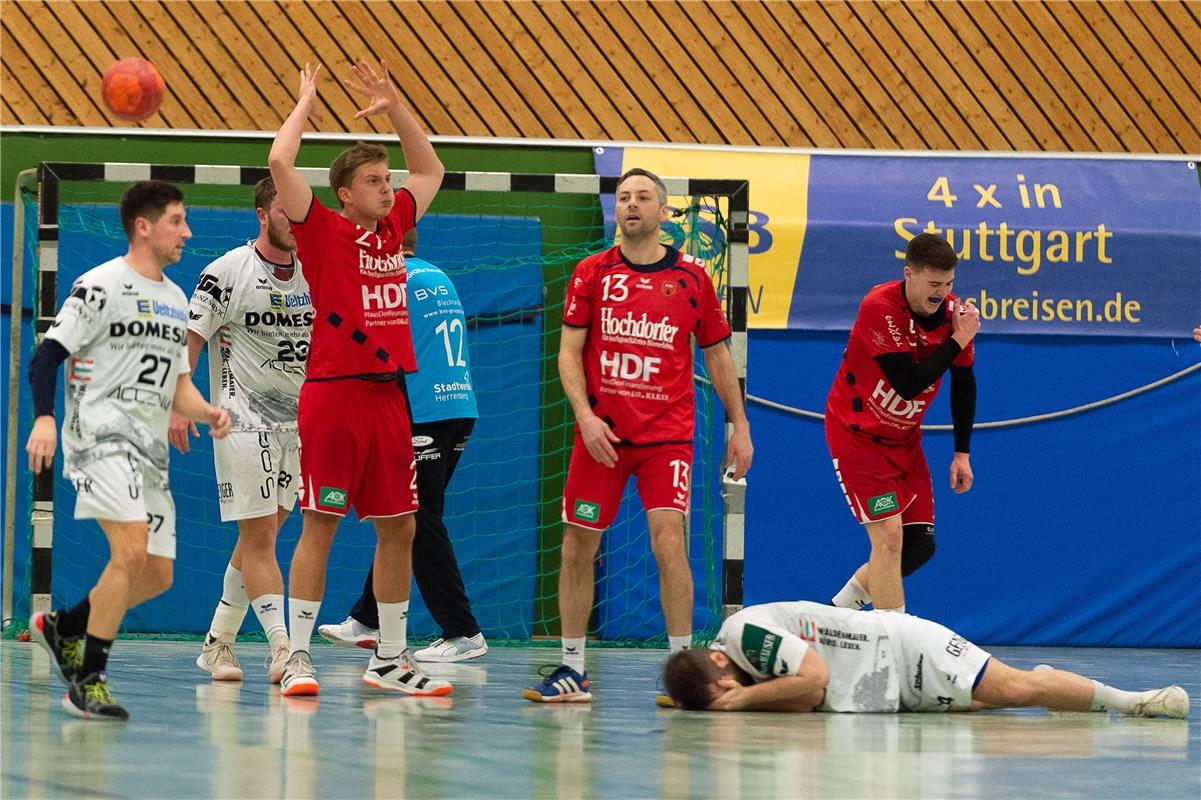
left=795, top=156, right=1200, bottom=336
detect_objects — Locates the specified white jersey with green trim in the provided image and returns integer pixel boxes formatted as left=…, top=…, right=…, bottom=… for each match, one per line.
left=46, top=257, right=190, bottom=473
left=711, top=601, right=904, bottom=712
left=187, top=243, right=311, bottom=432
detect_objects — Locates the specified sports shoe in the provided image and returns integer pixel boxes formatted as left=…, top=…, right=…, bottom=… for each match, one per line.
left=655, top=694, right=676, bottom=708
left=1126, top=686, right=1189, bottom=719
left=29, top=611, right=84, bottom=685
left=317, top=617, right=379, bottom=649
left=280, top=650, right=319, bottom=697
left=362, top=649, right=453, bottom=696
left=267, top=639, right=290, bottom=685
left=196, top=633, right=244, bottom=681
left=522, top=665, right=591, bottom=703
left=413, top=633, right=488, bottom=663
left=63, top=671, right=129, bottom=721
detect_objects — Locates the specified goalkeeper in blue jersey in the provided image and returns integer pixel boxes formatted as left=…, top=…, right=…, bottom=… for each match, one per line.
left=318, top=229, right=487, bottom=662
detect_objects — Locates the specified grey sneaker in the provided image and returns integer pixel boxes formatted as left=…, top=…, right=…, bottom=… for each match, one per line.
left=413, top=633, right=488, bottom=663
left=281, top=650, right=319, bottom=697
left=267, top=639, right=290, bottom=685
left=363, top=649, right=453, bottom=696
left=1127, top=686, right=1189, bottom=719
left=196, top=634, right=243, bottom=681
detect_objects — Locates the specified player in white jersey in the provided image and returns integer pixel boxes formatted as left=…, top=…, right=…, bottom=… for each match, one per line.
left=169, top=177, right=310, bottom=684
left=26, top=181, right=231, bottom=722
left=661, top=600, right=1189, bottom=718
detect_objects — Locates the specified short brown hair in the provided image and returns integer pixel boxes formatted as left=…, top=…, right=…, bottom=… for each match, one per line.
left=617, top=167, right=668, bottom=206
left=906, top=232, right=957, bottom=271
left=329, top=141, right=389, bottom=206
left=253, top=176, right=277, bottom=213
left=661, top=649, right=723, bottom=711
left=119, top=180, right=184, bottom=240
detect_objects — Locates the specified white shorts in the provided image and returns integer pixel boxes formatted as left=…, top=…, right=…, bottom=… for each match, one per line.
left=894, top=615, right=992, bottom=712
left=213, top=429, right=300, bottom=522
left=67, top=453, right=177, bottom=560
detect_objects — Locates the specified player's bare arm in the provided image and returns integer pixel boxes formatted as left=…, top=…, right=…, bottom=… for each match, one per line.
left=702, top=342, right=752, bottom=481
left=344, top=59, right=444, bottom=219
left=710, top=648, right=829, bottom=712
left=168, top=330, right=206, bottom=453
left=172, top=373, right=230, bottom=440
left=268, top=63, right=321, bottom=223
left=559, top=325, right=618, bottom=468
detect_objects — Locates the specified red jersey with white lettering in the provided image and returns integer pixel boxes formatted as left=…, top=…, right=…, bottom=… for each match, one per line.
left=290, top=190, right=417, bottom=380
left=825, top=280, right=974, bottom=445
left=563, top=245, right=730, bottom=445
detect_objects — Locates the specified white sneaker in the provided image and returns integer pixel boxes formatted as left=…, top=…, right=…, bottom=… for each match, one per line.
left=363, top=649, right=453, bottom=696
left=1127, top=686, right=1189, bottom=719
left=196, top=634, right=243, bottom=681
left=413, top=633, right=488, bottom=663
left=281, top=650, right=319, bottom=697
left=317, top=617, right=379, bottom=649
left=267, top=640, right=290, bottom=685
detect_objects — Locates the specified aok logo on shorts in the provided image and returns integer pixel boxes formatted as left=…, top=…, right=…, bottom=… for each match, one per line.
left=319, top=486, right=348, bottom=509
left=868, top=492, right=898, bottom=515
left=573, top=500, right=600, bottom=523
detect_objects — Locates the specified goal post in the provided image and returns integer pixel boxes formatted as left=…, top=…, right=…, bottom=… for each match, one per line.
left=8, top=161, right=748, bottom=643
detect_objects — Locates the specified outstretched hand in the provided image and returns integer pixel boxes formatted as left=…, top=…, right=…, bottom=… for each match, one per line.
left=345, top=59, right=402, bottom=120
left=295, top=62, right=323, bottom=123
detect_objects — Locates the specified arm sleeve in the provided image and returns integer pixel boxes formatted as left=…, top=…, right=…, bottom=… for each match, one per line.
left=723, top=620, right=811, bottom=680
left=950, top=365, right=977, bottom=453
left=695, top=268, right=732, bottom=348
left=874, top=337, right=963, bottom=401
left=28, top=338, right=70, bottom=417
left=187, top=259, right=233, bottom=340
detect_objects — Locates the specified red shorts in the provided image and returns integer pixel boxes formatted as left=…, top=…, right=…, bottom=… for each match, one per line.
left=825, top=422, right=933, bottom=525
left=561, top=436, right=692, bottom=531
left=297, top=379, right=418, bottom=519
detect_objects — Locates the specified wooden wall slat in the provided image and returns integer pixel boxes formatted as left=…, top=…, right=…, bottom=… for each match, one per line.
left=1044, top=1, right=1178, bottom=152
left=1, top=0, right=1195, bottom=153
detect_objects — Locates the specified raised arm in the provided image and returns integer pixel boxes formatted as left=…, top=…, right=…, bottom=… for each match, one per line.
left=702, top=342, right=752, bottom=480
left=343, top=59, right=444, bottom=219
left=268, top=63, right=321, bottom=223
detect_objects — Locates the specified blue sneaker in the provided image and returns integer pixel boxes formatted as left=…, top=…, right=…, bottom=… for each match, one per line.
left=522, top=665, right=591, bottom=703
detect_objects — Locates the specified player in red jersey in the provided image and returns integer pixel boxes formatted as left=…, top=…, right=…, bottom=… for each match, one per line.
left=825, top=233, right=981, bottom=615
left=523, top=168, right=753, bottom=703
left=267, top=60, right=450, bottom=697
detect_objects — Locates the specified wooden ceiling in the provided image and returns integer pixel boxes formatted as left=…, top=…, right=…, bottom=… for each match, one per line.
left=2, top=1, right=1198, bottom=153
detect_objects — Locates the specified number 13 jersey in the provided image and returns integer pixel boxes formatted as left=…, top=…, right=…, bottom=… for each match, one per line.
left=562, top=246, right=730, bottom=446
left=187, top=243, right=311, bottom=432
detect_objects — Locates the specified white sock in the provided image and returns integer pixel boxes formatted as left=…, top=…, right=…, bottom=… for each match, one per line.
left=288, top=598, right=321, bottom=655
left=209, top=564, right=249, bottom=638
left=376, top=601, right=409, bottom=659
left=668, top=634, right=692, bottom=653
left=251, top=593, right=288, bottom=645
left=1091, top=680, right=1148, bottom=713
left=832, top=576, right=872, bottom=610
left=876, top=605, right=906, bottom=614
left=562, top=637, right=586, bottom=674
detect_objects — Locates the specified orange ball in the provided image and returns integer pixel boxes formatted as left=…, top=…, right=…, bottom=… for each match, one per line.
left=101, top=57, right=164, bottom=123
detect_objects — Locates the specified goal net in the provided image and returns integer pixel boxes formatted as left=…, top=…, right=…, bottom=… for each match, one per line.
left=6, top=162, right=748, bottom=645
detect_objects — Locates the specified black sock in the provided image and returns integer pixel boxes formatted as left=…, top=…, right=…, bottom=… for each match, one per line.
left=82, top=634, right=113, bottom=678
left=57, top=597, right=91, bottom=638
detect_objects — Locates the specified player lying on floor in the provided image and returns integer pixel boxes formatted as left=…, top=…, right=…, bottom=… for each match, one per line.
left=661, top=600, right=1189, bottom=718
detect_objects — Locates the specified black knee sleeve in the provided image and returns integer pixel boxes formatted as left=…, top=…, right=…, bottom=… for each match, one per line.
left=900, top=523, right=936, bottom=577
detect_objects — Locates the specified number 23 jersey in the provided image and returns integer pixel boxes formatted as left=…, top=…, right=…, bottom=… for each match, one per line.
left=46, top=257, right=190, bottom=472
left=187, top=243, right=311, bottom=432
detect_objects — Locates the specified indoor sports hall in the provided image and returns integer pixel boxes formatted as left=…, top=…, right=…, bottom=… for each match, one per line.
left=2, top=2, right=1198, bottom=799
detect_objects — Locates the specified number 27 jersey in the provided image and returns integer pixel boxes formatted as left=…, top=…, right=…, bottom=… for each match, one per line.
left=562, top=246, right=730, bottom=446
left=187, top=243, right=311, bottom=432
